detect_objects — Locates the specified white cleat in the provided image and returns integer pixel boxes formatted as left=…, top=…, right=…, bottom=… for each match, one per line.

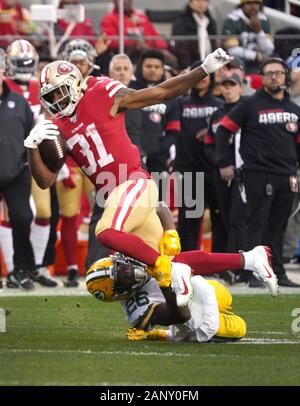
left=250, top=246, right=279, bottom=297
left=171, top=262, right=193, bottom=307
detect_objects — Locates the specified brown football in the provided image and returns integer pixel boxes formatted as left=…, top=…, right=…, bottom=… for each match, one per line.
left=38, top=132, right=68, bottom=173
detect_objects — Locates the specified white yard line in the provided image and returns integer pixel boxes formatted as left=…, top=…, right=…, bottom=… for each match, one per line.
left=0, top=348, right=239, bottom=357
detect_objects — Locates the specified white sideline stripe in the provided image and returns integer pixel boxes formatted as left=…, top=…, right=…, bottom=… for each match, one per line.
left=226, top=338, right=300, bottom=345
left=115, top=179, right=146, bottom=231
left=0, top=348, right=240, bottom=357
left=0, top=381, right=158, bottom=386
left=248, top=331, right=286, bottom=335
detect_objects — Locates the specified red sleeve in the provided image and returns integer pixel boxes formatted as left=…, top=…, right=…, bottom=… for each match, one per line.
left=101, top=13, right=119, bottom=50
left=219, top=116, right=241, bottom=133
left=165, top=120, right=180, bottom=132
left=144, top=17, right=168, bottom=49
left=204, top=134, right=215, bottom=145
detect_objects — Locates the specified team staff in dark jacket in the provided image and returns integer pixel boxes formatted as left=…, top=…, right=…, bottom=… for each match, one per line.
left=216, top=57, right=300, bottom=287
left=130, top=50, right=181, bottom=200
left=205, top=72, right=247, bottom=254
left=0, top=60, right=35, bottom=289
left=174, top=61, right=225, bottom=252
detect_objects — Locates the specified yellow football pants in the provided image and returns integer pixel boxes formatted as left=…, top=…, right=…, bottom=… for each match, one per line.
left=207, top=280, right=247, bottom=339
left=31, top=178, right=51, bottom=219
left=56, top=167, right=94, bottom=217
left=95, top=178, right=163, bottom=251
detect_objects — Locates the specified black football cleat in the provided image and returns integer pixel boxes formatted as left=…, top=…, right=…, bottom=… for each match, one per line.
left=9, top=270, right=34, bottom=290
left=64, top=268, right=79, bottom=288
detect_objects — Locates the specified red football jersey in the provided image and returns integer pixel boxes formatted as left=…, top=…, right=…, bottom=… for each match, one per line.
left=52, top=77, right=150, bottom=193
left=5, top=77, right=41, bottom=122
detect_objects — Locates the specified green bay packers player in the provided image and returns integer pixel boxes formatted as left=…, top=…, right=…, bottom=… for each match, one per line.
left=86, top=249, right=267, bottom=343
left=86, top=203, right=277, bottom=341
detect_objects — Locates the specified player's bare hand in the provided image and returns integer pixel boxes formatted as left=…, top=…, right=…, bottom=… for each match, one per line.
left=219, top=165, right=235, bottom=182
left=95, top=33, right=111, bottom=55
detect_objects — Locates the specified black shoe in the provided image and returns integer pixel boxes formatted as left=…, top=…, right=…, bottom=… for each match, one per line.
left=64, top=269, right=79, bottom=288
left=219, top=271, right=236, bottom=285
left=0, top=279, right=3, bottom=290
left=33, top=267, right=58, bottom=287
left=248, top=276, right=265, bottom=288
left=9, top=270, right=34, bottom=290
left=6, top=273, right=18, bottom=288
left=278, top=275, right=300, bottom=287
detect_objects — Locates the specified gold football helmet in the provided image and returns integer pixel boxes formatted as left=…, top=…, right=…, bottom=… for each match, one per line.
left=86, top=254, right=149, bottom=302
left=39, top=60, right=83, bottom=117
left=6, top=39, right=39, bottom=82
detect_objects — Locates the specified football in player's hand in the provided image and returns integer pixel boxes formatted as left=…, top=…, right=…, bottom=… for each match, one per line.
left=38, top=132, right=68, bottom=173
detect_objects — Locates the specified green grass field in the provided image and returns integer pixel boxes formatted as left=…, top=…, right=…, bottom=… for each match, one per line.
left=0, top=294, right=300, bottom=386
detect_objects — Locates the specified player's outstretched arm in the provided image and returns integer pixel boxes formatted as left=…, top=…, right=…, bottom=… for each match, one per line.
left=117, top=49, right=232, bottom=110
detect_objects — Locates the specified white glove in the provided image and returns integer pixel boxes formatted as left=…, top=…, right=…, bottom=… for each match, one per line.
left=56, top=164, right=70, bottom=182
left=24, top=119, right=59, bottom=149
left=201, top=48, right=233, bottom=75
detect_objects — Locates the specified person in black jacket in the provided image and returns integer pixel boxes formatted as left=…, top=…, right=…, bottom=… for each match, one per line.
left=172, top=0, right=217, bottom=70
left=206, top=72, right=247, bottom=254
left=174, top=60, right=226, bottom=253
left=130, top=49, right=181, bottom=201
left=0, top=58, right=35, bottom=289
left=216, top=57, right=300, bottom=287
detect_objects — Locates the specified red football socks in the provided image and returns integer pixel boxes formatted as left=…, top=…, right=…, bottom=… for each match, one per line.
left=97, top=228, right=159, bottom=266
left=173, top=251, right=242, bottom=275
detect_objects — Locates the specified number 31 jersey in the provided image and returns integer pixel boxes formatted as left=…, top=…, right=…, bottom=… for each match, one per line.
left=52, top=76, right=150, bottom=193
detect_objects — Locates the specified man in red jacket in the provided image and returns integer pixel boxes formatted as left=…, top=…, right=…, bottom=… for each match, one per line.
left=101, top=0, right=169, bottom=62
left=0, top=0, right=30, bottom=48
left=57, top=0, right=96, bottom=45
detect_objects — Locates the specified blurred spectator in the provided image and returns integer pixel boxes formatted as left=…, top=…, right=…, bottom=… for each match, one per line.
left=61, top=38, right=100, bottom=77
left=172, top=0, right=217, bottom=70
left=274, top=27, right=300, bottom=61
left=0, top=50, right=35, bottom=289
left=56, top=0, right=96, bottom=46
left=61, top=35, right=114, bottom=76
left=101, top=0, right=169, bottom=65
left=130, top=49, right=180, bottom=200
left=223, top=0, right=274, bottom=73
left=0, top=0, right=31, bottom=48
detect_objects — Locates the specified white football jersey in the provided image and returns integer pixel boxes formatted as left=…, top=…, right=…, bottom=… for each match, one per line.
left=121, top=278, right=165, bottom=327
left=170, top=276, right=219, bottom=343
left=121, top=275, right=220, bottom=342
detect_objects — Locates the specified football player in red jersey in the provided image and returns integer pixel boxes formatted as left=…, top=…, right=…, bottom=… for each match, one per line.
left=25, top=49, right=232, bottom=300
left=4, top=39, right=56, bottom=287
